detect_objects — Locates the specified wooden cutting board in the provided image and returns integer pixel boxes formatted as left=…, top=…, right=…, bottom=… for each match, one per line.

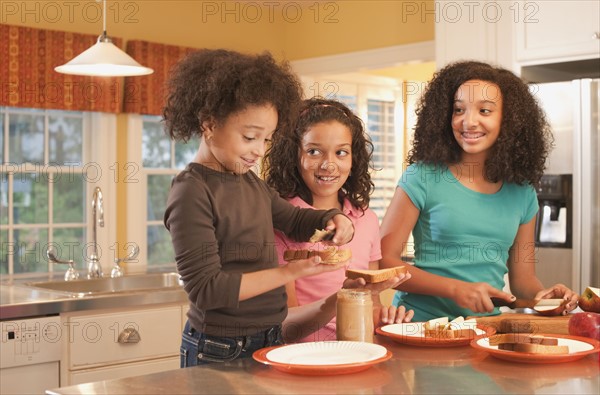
left=471, top=313, right=571, bottom=335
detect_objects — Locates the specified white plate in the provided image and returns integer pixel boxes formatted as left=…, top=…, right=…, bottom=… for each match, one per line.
left=470, top=334, right=600, bottom=364
left=380, top=322, right=486, bottom=337
left=265, top=341, right=388, bottom=365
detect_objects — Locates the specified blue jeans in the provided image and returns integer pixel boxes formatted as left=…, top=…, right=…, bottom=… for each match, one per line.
left=180, top=320, right=284, bottom=367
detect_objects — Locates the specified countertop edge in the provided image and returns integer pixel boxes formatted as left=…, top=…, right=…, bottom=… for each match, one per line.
left=0, top=288, right=188, bottom=320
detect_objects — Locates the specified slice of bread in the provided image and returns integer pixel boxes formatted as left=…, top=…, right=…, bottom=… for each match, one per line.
left=489, top=333, right=538, bottom=346
left=529, top=335, right=559, bottom=345
left=424, top=317, right=449, bottom=330
left=283, top=247, right=352, bottom=265
left=490, top=333, right=560, bottom=346
left=424, top=328, right=477, bottom=339
left=345, top=266, right=408, bottom=283
left=309, top=228, right=335, bottom=243
left=423, top=316, right=477, bottom=339
left=498, top=343, right=569, bottom=354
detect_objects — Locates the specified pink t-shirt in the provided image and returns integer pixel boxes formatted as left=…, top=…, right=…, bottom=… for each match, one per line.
left=275, top=196, right=382, bottom=343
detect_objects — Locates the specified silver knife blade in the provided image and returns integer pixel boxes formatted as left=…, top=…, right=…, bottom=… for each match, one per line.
left=491, top=298, right=565, bottom=309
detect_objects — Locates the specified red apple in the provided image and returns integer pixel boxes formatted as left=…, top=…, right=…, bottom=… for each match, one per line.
left=578, top=286, right=600, bottom=313
left=568, top=312, right=600, bottom=340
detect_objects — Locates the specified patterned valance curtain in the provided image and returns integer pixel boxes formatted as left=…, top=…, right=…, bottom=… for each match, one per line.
left=0, top=24, right=122, bottom=113
left=123, top=40, right=196, bottom=115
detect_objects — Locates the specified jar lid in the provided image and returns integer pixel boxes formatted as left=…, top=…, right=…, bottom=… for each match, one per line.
left=337, top=288, right=372, bottom=300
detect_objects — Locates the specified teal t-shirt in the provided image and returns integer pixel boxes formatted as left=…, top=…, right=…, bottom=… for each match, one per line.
left=395, top=163, right=538, bottom=321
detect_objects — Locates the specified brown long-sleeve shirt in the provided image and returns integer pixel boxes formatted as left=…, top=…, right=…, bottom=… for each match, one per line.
left=164, top=163, right=341, bottom=337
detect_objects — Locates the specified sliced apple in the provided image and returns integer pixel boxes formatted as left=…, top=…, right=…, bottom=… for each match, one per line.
left=533, top=299, right=568, bottom=316
left=578, top=286, right=600, bottom=313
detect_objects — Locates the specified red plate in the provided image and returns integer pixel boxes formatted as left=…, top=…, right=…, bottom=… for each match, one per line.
left=252, top=344, right=392, bottom=375
left=470, top=333, right=600, bottom=364
left=376, top=322, right=496, bottom=347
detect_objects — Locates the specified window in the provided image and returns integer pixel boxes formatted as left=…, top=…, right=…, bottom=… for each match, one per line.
left=1, top=107, right=116, bottom=277
left=125, top=115, right=197, bottom=269
left=366, top=99, right=399, bottom=220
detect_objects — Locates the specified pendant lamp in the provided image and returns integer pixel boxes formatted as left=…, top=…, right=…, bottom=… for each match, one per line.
left=55, top=0, right=153, bottom=77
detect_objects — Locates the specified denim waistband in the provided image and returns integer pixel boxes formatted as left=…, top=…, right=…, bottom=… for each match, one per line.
left=186, top=323, right=283, bottom=350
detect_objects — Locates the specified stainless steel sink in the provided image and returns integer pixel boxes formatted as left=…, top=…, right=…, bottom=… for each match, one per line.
left=24, top=272, right=183, bottom=297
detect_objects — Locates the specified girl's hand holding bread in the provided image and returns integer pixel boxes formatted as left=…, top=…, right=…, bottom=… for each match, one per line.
left=283, top=254, right=346, bottom=280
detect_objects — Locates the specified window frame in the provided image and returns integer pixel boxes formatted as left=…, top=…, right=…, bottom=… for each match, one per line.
left=0, top=107, right=117, bottom=278
left=125, top=114, right=189, bottom=271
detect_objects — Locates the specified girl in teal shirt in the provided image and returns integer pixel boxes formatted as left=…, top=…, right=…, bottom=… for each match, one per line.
left=380, top=61, right=578, bottom=321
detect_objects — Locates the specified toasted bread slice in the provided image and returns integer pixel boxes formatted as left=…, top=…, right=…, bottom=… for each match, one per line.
left=528, top=335, right=559, bottom=345
left=345, top=266, right=408, bottom=283
left=490, top=333, right=560, bottom=346
left=499, top=343, right=569, bottom=354
left=489, top=333, right=537, bottom=346
left=283, top=247, right=352, bottom=265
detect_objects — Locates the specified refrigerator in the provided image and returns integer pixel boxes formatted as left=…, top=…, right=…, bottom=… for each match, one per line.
left=533, top=79, right=599, bottom=294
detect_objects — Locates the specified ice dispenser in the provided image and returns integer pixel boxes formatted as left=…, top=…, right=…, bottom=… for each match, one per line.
left=535, top=174, right=572, bottom=248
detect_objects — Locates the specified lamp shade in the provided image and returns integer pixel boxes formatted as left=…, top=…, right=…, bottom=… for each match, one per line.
left=55, top=37, right=153, bottom=77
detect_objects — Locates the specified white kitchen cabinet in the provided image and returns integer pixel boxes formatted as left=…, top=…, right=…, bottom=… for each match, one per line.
left=515, top=0, right=600, bottom=64
left=434, top=0, right=516, bottom=71
left=1, top=363, right=59, bottom=395
left=434, top=1, right=600, bottom=74
left=69, top=357, right=179, bottom=385
left=61, top=304, right=185, bottom=386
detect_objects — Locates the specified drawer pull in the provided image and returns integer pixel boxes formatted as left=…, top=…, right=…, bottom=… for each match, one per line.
left=118, top=327, right=141, bottom=344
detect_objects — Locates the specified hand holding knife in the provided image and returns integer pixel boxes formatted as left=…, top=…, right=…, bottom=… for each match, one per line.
left=491, top=297, right=570, bottom=315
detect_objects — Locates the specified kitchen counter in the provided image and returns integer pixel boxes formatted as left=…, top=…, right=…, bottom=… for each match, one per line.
left=0, top=273, right=188, bottom=320
left=46, top=335, right=599, bottom=395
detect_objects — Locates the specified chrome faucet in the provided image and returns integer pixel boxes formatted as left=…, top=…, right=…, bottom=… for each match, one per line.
left=87, top=186, right=104, bottom=278
left=47, top=247, right=80, bottom=281
left=47, top=186, right=138, bottom=280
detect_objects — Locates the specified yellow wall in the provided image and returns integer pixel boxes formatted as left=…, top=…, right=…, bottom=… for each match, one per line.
left=368, top=62, right=436, bottom=82
left=281, top=1, right=434, bottom=60
left=2, top=1, right=434, bottom=59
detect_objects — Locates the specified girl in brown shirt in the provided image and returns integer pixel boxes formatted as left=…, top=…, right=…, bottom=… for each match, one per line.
left=163, top=49, right=357, bottom=366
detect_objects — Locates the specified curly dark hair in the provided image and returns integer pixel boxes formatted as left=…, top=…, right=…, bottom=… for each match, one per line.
left=263, top=97, right=375, bottom=212
left=163, top=49, right=303, bottom=142
left=409, top=60, right=553, bottom=185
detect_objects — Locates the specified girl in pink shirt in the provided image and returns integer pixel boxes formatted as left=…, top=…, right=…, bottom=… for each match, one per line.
left=264, top=98, right=414, bottom=342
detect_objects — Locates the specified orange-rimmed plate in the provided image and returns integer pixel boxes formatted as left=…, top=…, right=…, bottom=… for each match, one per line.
left=252, top=341, right=392, bottom=375
left=470, top=333, right=600, bottom=364
left=376, top=322, right=496, bottom=347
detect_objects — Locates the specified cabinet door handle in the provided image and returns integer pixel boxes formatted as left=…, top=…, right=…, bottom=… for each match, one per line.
left=594, top=32, right=600, bottom=39
left=118, top=327, right=141, bottom=344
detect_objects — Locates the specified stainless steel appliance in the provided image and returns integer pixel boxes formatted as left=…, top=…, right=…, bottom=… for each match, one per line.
left=533, top=79, right=599, bottom=293
left=535, top=174, right=572, bottom=248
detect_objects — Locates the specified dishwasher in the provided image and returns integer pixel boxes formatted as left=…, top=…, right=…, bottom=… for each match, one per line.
left=1, top=316, right=62, bottom=394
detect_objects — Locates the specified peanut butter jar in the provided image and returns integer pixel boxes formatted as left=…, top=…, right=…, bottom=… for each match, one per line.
left=336, top=289, right=374, bottom=343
